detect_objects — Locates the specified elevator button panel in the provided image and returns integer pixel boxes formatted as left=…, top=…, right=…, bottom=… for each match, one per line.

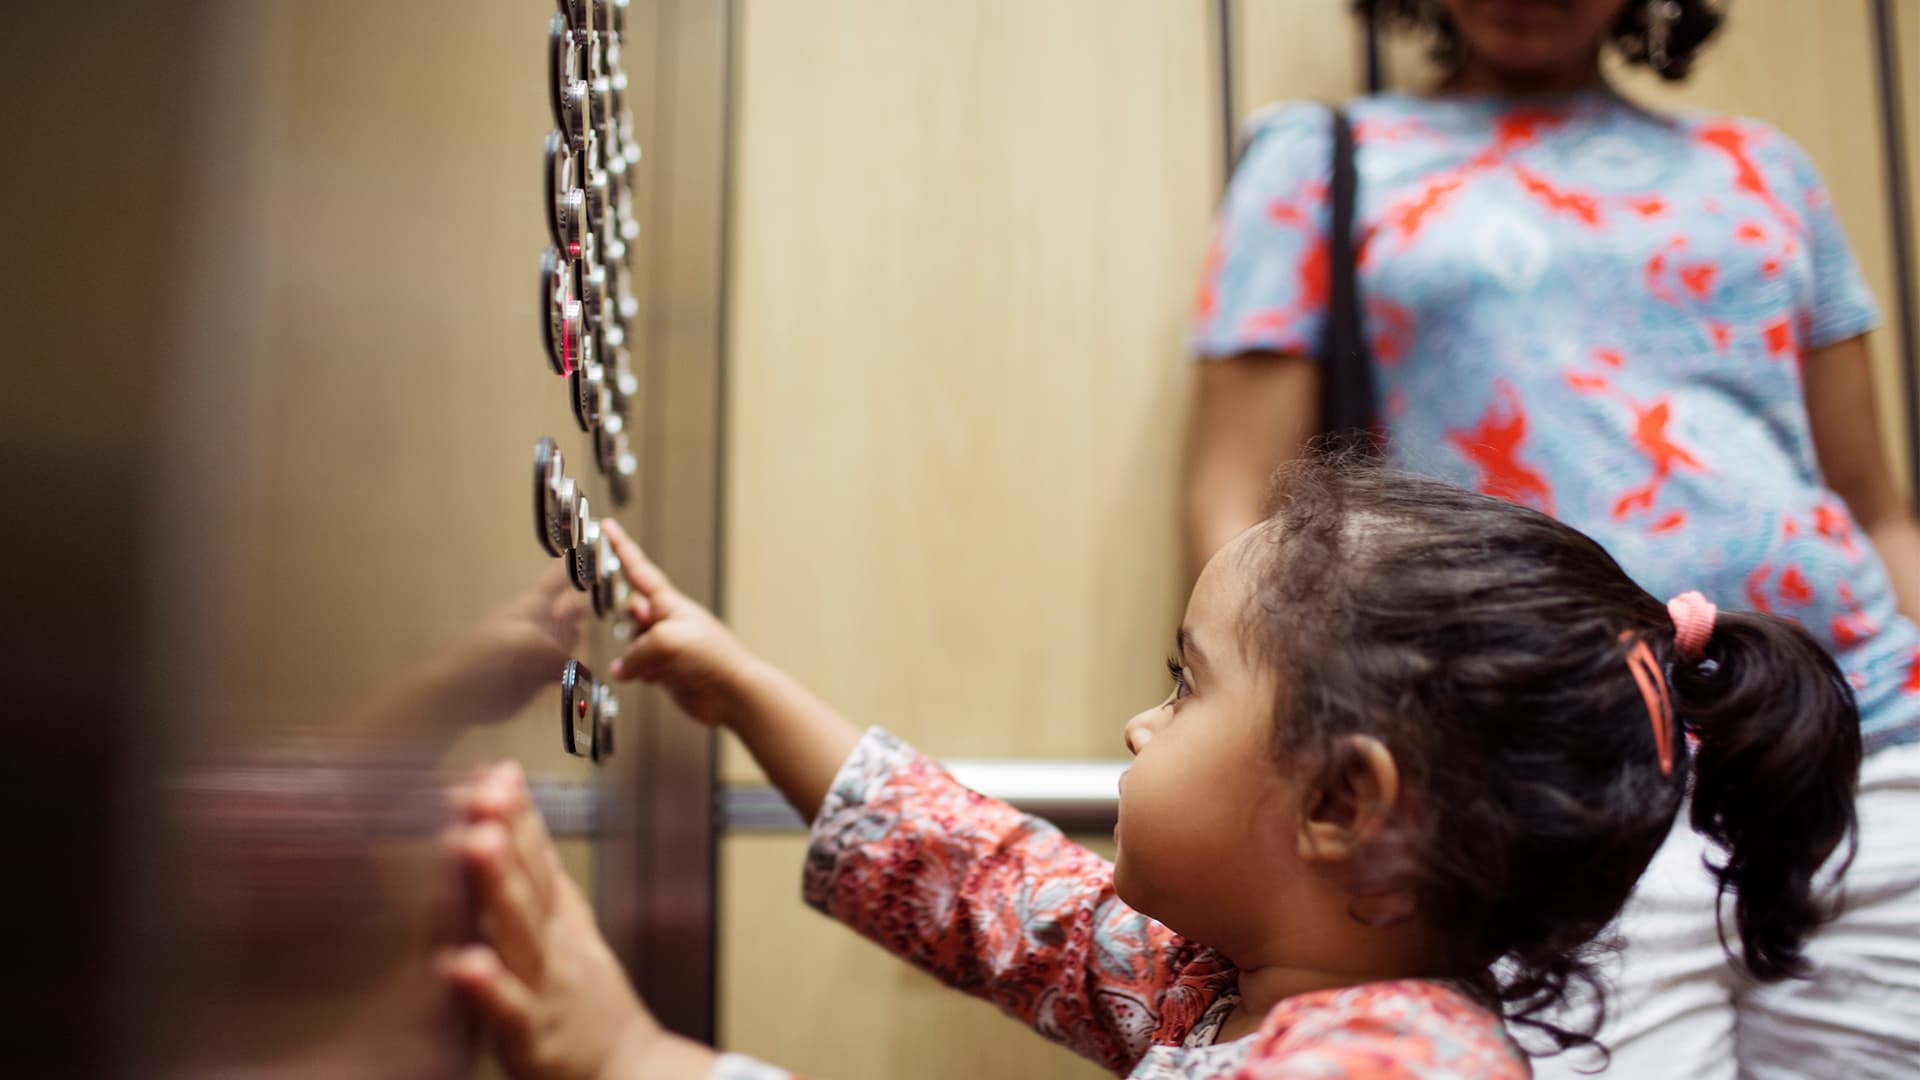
left=530, top=1, right=642, bottom=766
left=533, top=437, right=585, bottom=557
left=540, top=0, right=641, bottom=468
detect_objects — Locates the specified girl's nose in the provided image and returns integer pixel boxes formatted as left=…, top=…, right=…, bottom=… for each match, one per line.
left=1124, top=709, right=1157, bottom=756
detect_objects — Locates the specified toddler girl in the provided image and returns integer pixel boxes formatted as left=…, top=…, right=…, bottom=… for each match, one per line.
left=441, top=461, right=1860, bottom=1078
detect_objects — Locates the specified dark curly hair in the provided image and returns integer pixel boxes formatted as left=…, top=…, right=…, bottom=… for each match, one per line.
left=1356, top=0, right=1726, bottom=82
left=1243, top=458, right=1859, bottom=1057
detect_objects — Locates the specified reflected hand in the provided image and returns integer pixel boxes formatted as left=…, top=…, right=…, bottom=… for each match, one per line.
left=462, top=568, right=590, bottom=713
left=440, top=762, right=661, bottom=1080
left=601, top=520, right=758, bottom=726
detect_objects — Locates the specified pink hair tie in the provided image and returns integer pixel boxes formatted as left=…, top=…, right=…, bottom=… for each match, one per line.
left=1668, top=590, right=1718, bottom=663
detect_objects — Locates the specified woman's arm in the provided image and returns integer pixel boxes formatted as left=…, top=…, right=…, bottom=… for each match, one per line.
left=1184, top=105, right=1336, bottom=582
left=1185, top=352, right=1319, bottom=580
left=1804, top=334, right=1920, bottom=621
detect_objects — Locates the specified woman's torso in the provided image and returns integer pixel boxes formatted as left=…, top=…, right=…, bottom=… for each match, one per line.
left=1201, top=88, right=1919, bottom=749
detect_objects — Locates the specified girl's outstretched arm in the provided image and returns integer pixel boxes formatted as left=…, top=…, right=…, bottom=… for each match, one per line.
left=599, top=522, right=1200, bottom=1070
left=802, top=731, right=1205, bottom=1073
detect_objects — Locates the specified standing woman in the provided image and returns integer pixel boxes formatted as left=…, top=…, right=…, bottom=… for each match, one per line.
left=1186, top=0, right=1920, bottom=1076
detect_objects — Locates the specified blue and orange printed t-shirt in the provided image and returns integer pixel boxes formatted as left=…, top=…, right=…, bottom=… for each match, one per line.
left=1191, top=88, right=1919, bottom=751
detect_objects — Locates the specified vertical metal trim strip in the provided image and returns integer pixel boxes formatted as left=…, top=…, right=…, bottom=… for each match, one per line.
left=1216, top=0, right=1237, bottom=185
left=1870, top=0, right=1920, bottom=502
left=1363, top=6, right=1383, bottom=93
left=616, top=0, right=730, bottom=1045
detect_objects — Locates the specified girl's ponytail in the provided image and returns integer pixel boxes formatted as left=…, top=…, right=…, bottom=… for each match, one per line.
left=1671, top=608, right=1862, bottom=980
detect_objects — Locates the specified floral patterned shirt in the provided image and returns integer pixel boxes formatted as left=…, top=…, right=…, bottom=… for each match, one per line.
left=1190, top=89, right=1920, bottom=751
left=712, top=729, right=1527, bottom=1079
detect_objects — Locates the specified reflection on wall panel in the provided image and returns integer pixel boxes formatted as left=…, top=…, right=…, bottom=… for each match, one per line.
left=233, top=0, right=613, bottom=775
left=720, top=0, right=1214, bottom=1073
left=723, top=0, right=1216, bottom=781
left=721, top=833, right=1117, bottom=1080
left=1608, top=2, right=1911, bottom=490
left=99, top=0, right=658, bottom=1072
left=7, top=0, right=697, bottom=1070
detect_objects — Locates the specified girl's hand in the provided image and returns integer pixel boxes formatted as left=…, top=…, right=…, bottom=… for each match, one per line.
left=439, top=762, right=661, bottom=1080
left=604, top=520, right=865, bottom=826
left=602, top=519, right=759, bottom=726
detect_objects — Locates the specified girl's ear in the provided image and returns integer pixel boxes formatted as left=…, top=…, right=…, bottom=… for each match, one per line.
left=1296, top=735, right=1400, bottom=863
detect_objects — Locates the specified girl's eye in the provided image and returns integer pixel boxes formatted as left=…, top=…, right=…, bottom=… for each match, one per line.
left=1165, top=656, right=1192, bottom=703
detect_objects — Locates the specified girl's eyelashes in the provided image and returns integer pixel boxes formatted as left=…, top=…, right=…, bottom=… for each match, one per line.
left=1165, top=655, right=1192, bottom=703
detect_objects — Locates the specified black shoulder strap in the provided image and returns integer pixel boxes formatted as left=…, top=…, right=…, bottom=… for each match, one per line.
left=1322, top=106, right=1379, bottom=449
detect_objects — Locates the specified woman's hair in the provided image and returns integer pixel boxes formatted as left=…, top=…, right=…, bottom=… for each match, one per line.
left=1243, top=458, right=1860, bottom=1056
left=1355, top=0, right=1726, bottom=83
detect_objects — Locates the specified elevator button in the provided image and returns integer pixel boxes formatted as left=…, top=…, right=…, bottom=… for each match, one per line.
left=547, top=16, right=569, bottom=125
left=606, top=430, right=635, bottom=509
left=590, top=681, right=617, bottom=763
left=542, top=248, right=582, bottom=377
left=580, top=130, right=608, bottom=234
left=580, top=255, right=606, bottom=322
left=607, top=344, right=637, bottom=409
left=533, top=437, right=584, bottom=557
left=600, top=263, right=628, bottom=344
left=568, top=516, right=601, bottom=594
left=547, top=131, right=584, bottom=257
left=608, top=65, right=628, bottom=126
left=591, top=525, right=627, bottom=619
left=591, top=412, right=626, bottom=476
left=550, top=18, right=587, bottom=138
left=569, top=360, right=606, bottom=433
left=588, top=61, right=612, bottom=131
left=570, top=495, right=592, bottom=572
left=559, top=659, right=617, bottom=762
left=560, top=659, right=594, bottom=758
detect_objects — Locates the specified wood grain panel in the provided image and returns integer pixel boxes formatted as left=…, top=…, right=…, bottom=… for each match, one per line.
left=720, top=2, right=1213, bottom=1071
left=722, top=0, right=1216, bottom=781
left=720, top=832, right=1118, bottom=1080
left=1230, top=0, right=1367, bottom=128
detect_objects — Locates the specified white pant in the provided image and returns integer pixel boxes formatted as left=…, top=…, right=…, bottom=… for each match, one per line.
left=1532, top=742, right=1920, bottom=1079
